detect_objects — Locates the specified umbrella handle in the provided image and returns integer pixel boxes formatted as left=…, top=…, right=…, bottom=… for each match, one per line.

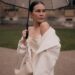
left=25, top=30, right=29, bottom=39
left=25, top=0, right=31, bottom=39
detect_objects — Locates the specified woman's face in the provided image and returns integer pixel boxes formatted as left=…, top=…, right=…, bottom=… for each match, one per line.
left=31, top=3, right=46, bottom=23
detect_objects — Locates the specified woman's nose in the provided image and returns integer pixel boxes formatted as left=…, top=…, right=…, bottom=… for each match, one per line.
left=39, top=12, right=44, bottom=16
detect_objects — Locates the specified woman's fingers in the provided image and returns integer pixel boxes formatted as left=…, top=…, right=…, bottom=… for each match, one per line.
left=22, top=29, right=27, bottom=38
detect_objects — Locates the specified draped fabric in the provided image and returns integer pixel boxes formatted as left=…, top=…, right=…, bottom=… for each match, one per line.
left=15, top=27, right=61, bottom=75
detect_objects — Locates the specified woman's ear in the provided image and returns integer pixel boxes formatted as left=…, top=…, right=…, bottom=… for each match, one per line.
left=29, top=13, right=33, bottom=26
left=29, top=12, right=32, bottom=18
left=29, top=12, right=33, bottom=22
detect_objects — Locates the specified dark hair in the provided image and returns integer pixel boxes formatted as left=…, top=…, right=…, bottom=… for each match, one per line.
left=29, top=1, right=45, bottom=12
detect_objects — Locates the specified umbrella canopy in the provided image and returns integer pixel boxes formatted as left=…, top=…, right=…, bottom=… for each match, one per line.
left=1, top=0, right=69, bottom=10
left=0, top=0, right=69, bottom=38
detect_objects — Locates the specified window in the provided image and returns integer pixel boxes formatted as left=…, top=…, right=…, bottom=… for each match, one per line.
left=9, top=5, right=19, bottom=11
left=73, top=0, right=75, bottom=5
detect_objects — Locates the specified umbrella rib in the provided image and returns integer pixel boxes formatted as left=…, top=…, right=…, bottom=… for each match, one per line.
left=0, top=0, right=27, bottom=9
left=51, top=0, right=53, bottom=9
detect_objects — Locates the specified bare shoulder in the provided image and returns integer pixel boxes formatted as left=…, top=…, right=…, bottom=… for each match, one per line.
left=40, top=21, right=50, bottom=30
left=40, top=22, right=50, bottom=35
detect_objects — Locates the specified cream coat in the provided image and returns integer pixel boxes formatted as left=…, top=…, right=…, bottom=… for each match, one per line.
left=15, top=27, right=61, bottom=75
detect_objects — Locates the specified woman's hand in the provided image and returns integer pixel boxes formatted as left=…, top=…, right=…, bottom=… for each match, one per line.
left=22, top=29, right=27, bottom=39
left=21, top=29, right=27, bottom=45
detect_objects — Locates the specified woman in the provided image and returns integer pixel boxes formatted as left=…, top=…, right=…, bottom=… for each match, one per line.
left=15, top=1, right=61, bottom=75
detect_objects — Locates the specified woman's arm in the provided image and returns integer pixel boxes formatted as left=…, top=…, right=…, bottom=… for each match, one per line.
left=17, top=29, right=28, bottom=55
left=40, top=22, right=50, bottom=35
left=17, top=27, right=33, bottom=54
left=17, top=37, right=27, bottom=55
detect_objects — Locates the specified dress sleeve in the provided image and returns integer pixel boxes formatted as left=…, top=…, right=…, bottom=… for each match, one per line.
left=15, top=37, right=28, bottom=70
left=17, top=37, right=27, bottom=55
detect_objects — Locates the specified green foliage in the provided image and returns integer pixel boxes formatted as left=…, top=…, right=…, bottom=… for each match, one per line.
left=56, top=29, right=75, bottom=51
left=0, top=25, right=23, bottom=49
left=0, top=25, right=75, bottom=51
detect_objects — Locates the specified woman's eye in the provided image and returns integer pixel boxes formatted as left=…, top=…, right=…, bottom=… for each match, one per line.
left=35, top=9, right=46, bottom=12
left=36, top=10, right=41, bottom=12
left=43, top=9, right=46, bottom=12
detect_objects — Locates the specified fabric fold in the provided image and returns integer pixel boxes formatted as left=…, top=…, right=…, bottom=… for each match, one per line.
left=36, top=27, right=61, bottom=54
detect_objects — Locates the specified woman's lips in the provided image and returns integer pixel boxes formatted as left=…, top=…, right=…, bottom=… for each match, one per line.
left=39, top=18, right=45, bottom=20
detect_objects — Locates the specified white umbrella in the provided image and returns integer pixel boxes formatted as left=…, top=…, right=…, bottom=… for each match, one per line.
left=1, top=0, right=69, bottom=9
left=0, top=0, right=69, bottom=38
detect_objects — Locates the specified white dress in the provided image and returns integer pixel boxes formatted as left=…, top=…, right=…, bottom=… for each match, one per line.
left=15, top=27, right=61, bottom=75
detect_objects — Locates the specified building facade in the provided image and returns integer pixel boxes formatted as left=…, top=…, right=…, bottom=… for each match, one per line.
left=0, top=0, right=75, bottom=28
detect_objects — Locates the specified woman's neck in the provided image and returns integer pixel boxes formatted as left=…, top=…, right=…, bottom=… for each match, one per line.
left=33, top=21, right=41, bottom=28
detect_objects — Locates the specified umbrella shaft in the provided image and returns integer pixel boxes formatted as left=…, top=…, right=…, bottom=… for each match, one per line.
left=25, top=0, right=31, bottom=39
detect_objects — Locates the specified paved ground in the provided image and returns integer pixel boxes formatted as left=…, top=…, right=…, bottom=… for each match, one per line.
left=0, top=47, right=75, bottom=75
